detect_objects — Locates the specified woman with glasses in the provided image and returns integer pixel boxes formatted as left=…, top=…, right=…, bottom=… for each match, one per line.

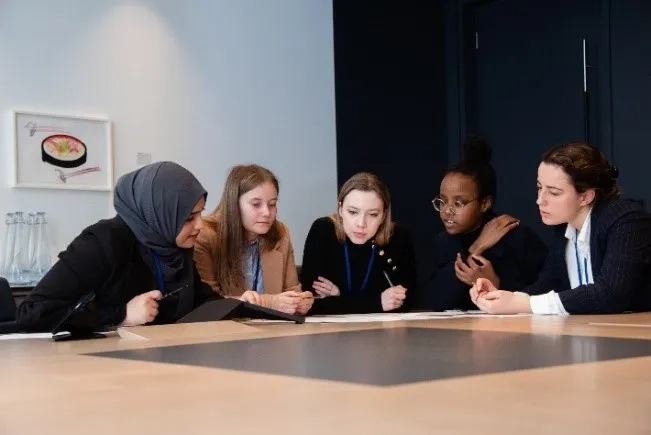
left=299, top=172, right=417, bottom=314
left=471, top=142, right=651, bottom=315
left=416, top=136, right=548, bottom=311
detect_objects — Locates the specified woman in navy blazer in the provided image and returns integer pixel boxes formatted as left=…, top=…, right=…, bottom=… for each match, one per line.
left=471, top=142, right=651, bottom=315
left=416, top=137, right=548, bottom=311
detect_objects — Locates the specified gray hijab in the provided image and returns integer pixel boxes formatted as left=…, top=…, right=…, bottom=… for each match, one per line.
left=113, top=161, right=207, bottom=283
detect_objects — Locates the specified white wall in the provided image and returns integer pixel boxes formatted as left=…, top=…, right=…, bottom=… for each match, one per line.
left=0, top=0, right=337, bottom=263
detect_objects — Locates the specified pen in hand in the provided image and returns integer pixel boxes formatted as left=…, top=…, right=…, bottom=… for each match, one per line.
left=161, top=284, right=190, bottom=299
left=383, top=270, right=394, bottom=287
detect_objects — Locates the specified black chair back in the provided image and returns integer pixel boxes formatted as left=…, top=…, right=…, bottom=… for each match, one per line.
left=0, top=277, right=17, bottom=322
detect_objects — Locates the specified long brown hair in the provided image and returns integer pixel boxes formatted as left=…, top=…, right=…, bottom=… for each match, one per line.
left=331, top=172, right=394, bottom=246
left=541, top=142, right=620, bottom=203
left=204, top=164, right=282, bottom=292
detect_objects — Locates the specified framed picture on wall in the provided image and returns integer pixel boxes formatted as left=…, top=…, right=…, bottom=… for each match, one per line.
left=11, top=110, right=113, bottom=191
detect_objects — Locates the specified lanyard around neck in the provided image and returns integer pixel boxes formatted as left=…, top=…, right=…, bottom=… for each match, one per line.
left=343, top=240, right=376, bottom=293
left=251, top=244, right=261, bottom=293
left=151, top=251, right=166, bottom=294
left=574, top=230, right=589, bottom=286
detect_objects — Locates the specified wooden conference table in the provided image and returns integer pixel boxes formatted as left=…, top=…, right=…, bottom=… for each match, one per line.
left=1, top=312, right=650, bottom=434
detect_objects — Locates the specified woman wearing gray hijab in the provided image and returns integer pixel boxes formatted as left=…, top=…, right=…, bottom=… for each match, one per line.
left=16, top=162, right=262, bottom=331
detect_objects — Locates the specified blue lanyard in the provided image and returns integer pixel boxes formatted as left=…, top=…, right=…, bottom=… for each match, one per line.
left=151, top=251, right=166, bottom=294
left=574, top=231, right=589, bottom=286
left=251, top=244, right=261, bottom=293
left=343, top=240, right=376, bottom=293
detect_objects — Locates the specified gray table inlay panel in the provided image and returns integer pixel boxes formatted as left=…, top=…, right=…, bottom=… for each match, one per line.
left=87, top=327, right=651, bottom=386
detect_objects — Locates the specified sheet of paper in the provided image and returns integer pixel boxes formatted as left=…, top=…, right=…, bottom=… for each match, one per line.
left=0, top=331, right=114, bottom=340
left=0, top=332, right=67, bottom=340
left=242, top=319, right=296, bottom=324
left=305, top=312, right=462, bottom=323
left=588, top=322, right=651, bottom=328
left=305, top=311, right=531, bottom=323
left=305, top=313, right=407, bottom=323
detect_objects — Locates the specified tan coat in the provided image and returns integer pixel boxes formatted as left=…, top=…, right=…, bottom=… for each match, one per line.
left=194, top=220, right=301, bottom=297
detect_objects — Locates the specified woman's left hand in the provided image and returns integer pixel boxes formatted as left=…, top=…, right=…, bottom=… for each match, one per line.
left=312, top=276, right=340, bottom=297
left=239, top=290, right=263, bottom=306
left=455, top=254, right=500, bottom=288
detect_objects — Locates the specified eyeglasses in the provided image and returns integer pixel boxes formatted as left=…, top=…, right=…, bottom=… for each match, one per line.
left=431, top=197, right=478, bottom=215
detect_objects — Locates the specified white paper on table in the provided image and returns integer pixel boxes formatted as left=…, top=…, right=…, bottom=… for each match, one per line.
left=242, top=319, right=296, bottom=324
left=0, top=332, right=67, bottom=340
left=0, top=331, right=114, bottom=341
left=587, top=322, right=651, bottom=328
left=305, top=312, right=461, bottom=323
left=305, top=311, right=531, bottom=323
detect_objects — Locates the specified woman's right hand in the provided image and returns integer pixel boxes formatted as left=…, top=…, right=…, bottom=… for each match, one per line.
left=381, top=285, right=407, bottom=311
left=122, top=290, right=162, bottom=326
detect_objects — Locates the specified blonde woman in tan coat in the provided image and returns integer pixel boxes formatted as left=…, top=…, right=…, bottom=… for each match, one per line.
left=194, top=164, right=313, bottom=315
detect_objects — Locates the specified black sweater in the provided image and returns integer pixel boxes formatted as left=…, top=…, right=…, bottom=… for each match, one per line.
left=16, top=216, right=218, bottom=332
left=300, top=217, right=417, bottom=314
left=416, top=212, right=548, bottom=311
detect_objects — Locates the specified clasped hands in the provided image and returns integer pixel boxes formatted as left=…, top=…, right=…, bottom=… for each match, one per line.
left=238, top=289, right=314, bottom=315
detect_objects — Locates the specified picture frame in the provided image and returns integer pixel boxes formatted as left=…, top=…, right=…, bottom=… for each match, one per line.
left=11, top=110, right=113, bottom=191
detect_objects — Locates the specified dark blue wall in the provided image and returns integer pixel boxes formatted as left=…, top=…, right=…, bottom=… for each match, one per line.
left=609, top=0, right=651, bottom=207
left=333, top=0, right=447, bottom=284
left=446, top=0, right=651, bottom=206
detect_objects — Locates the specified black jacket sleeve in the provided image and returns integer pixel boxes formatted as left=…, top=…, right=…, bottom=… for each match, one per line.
left=498, top=226, right=549, bottom=291
left=16, top=229, right=125, bottom=332
left=559, top=209, right=651, bottom=314
left=523, top=230, right=567, bottom=297
left=299, top=218, right=330, bottom=295
left=418, top=233, right=475, bottom=311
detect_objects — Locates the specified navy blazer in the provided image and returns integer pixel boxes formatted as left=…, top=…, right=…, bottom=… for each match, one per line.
left=524, top=199, right=651, bottom=314
left=416, top=212, right=548, bottom=311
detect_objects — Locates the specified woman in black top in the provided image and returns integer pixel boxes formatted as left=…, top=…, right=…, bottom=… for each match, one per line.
left=300, top=172, right=417, bottom=314
left=417, top=137, right=548, bottom=311
left=16, top=161, right=261, bottom=332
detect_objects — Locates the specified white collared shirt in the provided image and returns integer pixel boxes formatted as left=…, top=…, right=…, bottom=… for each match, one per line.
left=528, top=208, right=594, bottom=315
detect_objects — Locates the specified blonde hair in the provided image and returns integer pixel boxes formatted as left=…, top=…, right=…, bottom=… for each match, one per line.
left=204, top=164, right=281, bottom=292
left=331, top=172, right=394, bottom=246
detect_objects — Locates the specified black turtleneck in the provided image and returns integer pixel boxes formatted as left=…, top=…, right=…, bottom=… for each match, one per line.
left=415, top=212, right=548, bottom=311
left=300, top=217, right=417, bottom=314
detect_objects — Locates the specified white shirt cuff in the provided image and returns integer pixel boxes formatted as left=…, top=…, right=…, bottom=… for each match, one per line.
left=529, top=291, right=569, bottom=315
